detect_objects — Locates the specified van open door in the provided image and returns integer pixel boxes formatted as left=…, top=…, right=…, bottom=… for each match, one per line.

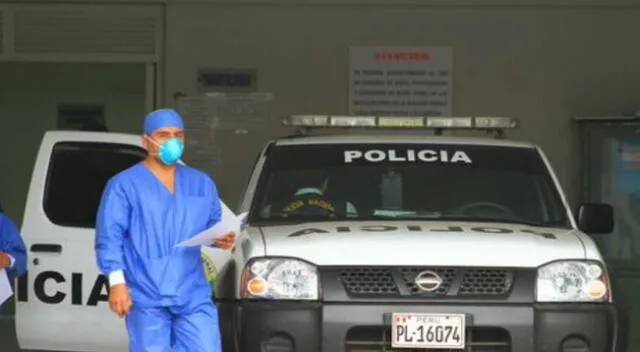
left=15, top=131, right=234, bottom=351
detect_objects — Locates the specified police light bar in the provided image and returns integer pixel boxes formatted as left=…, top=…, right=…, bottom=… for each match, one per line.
left=282, top=115, right=518, bottom=130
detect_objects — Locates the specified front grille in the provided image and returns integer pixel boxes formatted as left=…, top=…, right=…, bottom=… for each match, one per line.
left=345, top=326, right=510, bottom=352
left=339, top=267, right=514, bottom=298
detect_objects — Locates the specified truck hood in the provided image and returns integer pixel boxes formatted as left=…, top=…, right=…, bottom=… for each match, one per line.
left=256, top=221, right=586, bottom=267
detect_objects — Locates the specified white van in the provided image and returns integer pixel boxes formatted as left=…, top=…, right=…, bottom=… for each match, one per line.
left=14, top=131, right=232, bottom=351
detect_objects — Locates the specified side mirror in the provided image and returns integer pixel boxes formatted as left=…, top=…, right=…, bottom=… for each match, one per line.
left=576, top=203, right=614, bottom=235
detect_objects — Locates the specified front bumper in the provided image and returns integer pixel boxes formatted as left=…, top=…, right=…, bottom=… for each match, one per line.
left=220, top=301, right=626, bottom=352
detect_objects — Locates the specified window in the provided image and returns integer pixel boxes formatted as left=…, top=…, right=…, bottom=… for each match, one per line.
left=250, top=143, right=570, bottom=228
left=43, top=142, right=146, bottom=228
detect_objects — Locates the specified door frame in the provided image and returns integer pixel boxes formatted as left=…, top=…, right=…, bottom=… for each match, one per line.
left=576, top=114, right=639, bottom=352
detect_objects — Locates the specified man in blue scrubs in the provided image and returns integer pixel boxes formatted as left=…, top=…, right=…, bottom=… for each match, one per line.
left=95, top=109, right=235, bottom=352
left=0, top=210, right=27, bottom=279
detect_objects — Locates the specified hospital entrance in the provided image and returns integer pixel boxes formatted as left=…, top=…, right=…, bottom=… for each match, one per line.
left=580, top=118, right=640, bottom=351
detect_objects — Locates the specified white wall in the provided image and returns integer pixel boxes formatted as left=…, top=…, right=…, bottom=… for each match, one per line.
left=2, top=1, right=638, bottom=210
left=163, top=3, right=640, bottom=206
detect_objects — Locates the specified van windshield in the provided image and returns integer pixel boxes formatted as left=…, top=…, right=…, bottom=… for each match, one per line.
left=249, top=143, right=570, bottom=228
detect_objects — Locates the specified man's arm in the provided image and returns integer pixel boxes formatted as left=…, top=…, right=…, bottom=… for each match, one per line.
left=95, top=179, right=130, bottom=287
left=0, top=214, right=27, bottom=277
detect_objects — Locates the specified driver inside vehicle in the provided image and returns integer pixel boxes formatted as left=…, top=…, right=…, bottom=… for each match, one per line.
left=268, top=174, right=358, bottom=218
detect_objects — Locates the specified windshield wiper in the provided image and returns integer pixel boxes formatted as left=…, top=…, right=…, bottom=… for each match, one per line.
left=371, top=210, right=443, bottom=219
left=251, top=220, right=321, bottom=227
left=375, top=212, right=443, bottom=219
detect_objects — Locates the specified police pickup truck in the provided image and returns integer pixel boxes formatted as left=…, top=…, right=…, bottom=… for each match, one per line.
left=12, top=116, right=625, bottom=352
left=214, top=115, right=626, bottom=352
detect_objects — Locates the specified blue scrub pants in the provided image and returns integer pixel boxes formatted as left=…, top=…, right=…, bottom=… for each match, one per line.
left=125, top=299, right=221, bottom=352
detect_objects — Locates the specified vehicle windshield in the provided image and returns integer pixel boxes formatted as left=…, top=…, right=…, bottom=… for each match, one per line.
left=249, top=142, right=570, bottom=228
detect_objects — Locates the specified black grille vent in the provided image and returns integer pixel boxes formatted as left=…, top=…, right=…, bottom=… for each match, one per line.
left=459, top=269, right=513, bottom=296
left=340, top=268, right=399, bottom=295
left=339, top=267, right=514, bottom=298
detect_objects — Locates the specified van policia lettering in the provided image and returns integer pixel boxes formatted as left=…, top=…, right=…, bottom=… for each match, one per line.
left=17, top=271, right=109, bottom=306
left=344, top=149, right=472, bottom=164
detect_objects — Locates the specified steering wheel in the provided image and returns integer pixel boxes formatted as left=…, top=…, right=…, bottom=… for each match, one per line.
left=455, top=201, right=515, bottom=217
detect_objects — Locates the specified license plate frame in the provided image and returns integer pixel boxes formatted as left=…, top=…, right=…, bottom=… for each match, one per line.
left=391, top=313, right=466, bottom=349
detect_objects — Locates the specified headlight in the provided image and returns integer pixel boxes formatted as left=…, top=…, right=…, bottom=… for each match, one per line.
left=240, top=257, right=319, bottom=300
left=536, top=261, right=610, bottom=302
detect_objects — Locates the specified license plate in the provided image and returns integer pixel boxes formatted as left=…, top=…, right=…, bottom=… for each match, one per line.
left=391, top=313, right=465, bottom=349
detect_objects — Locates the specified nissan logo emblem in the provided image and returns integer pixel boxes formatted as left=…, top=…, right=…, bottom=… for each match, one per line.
left=414, top=270, right=443, bottom=292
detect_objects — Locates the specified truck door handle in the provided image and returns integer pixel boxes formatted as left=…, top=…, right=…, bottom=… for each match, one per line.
left=31, top=244, right=63, bottom=253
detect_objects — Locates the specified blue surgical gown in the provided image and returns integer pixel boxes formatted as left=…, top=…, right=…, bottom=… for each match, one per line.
left=0, top=212, right=27, bottom=278
left=95, top=163, right=222, bottom=307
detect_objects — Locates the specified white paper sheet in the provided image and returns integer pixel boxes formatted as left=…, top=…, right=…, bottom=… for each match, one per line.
left=0, top=269, right=13, bottom=306
left=175, top=212, right=248, bottom=248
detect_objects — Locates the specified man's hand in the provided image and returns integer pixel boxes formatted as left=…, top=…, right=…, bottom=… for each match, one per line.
left=0, top=252, right=10, bottom=269
left=214, top=232, right=236, bottom=250
left=109, top=284, right=132, bottom=318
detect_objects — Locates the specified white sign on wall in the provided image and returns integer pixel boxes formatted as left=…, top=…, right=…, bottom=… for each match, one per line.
left=349, top=46, right=453, bottom=117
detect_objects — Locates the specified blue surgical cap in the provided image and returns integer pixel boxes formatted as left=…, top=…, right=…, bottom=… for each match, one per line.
left=143, top=109, right=185, bottom=135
